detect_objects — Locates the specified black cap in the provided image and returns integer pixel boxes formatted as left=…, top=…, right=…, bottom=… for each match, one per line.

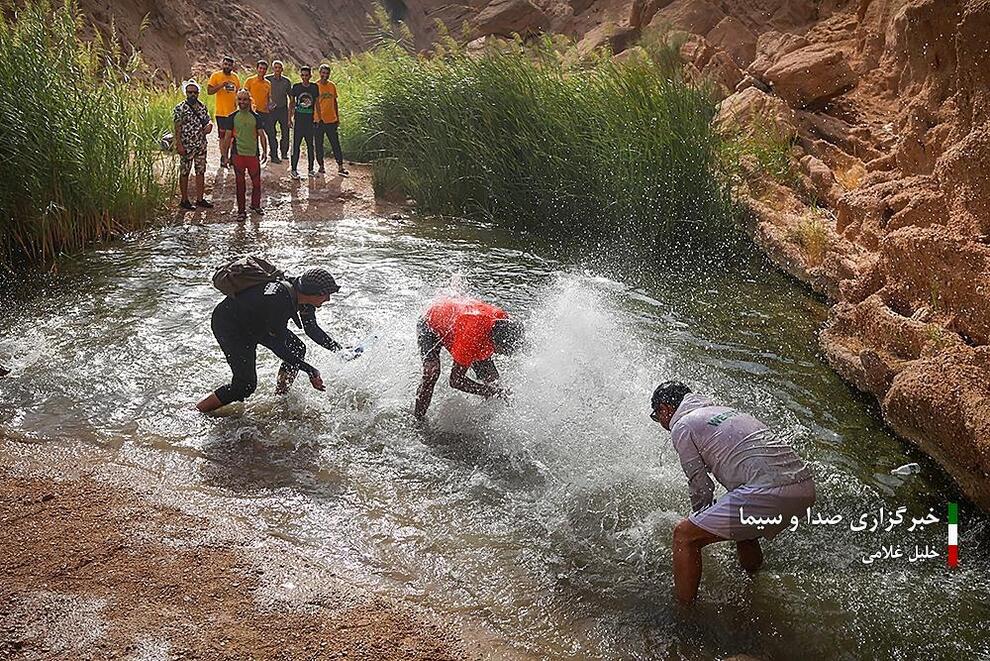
left=296, top=268, right=340, bottom=295
left=651, top=381, right=691, bottom=411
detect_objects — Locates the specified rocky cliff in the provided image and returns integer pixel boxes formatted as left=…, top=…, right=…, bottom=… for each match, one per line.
left=637, top=0, right=990, bottom=510
left=82, top=0, right=989, bottom=507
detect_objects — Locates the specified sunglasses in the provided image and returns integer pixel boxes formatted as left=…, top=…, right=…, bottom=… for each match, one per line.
left=650, top=409, right=661, bottom=422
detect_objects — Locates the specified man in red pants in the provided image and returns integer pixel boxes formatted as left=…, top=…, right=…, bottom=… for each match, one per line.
left=222, top=89, right=268, bottom=221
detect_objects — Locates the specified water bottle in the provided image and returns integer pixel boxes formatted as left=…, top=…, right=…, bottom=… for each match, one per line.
left=890, top=462, right=921, bottom=476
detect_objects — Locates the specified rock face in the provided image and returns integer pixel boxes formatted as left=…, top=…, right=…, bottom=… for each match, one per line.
left=763, top=45, right=856, bottom=108
left=78, top=0, right=547, bottom=80
left=474, top=0, right=551, bottom=36
left=715, top=86, right=796, bottom=140
left=719, top=0, right=990, bottom=509
left=80, top=0, right=386, bottom=79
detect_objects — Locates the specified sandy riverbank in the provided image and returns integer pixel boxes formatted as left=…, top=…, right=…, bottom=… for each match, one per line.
left=166, top=138, right=401, bottom=226
left=0, top=438, right=471, bottom=660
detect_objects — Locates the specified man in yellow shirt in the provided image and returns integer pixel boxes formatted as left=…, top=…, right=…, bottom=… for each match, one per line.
left=243, top=60, right=273, bottom=160
left=314, top=63, right=348, bottom=177
left=207, top=55, right=241, bottom=168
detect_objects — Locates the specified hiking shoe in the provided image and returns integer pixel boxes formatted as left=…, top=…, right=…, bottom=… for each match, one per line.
left=338, top=167, right=349, bottom=177
left=179, top=200, right=195, bottom=211
left=317, top=166, right=326, bottom=174
left=250, top=206, right=264, bottom=216
left=236, top=212, right=247, bottom=222
left=270, top=157, right=282, bottom=164
left=290, top=170, right=301, bottom=179
left=196, top=199, right=214, bottom=208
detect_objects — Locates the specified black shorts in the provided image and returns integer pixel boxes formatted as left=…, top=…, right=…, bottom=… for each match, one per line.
left=417, top=318, right=442, bottom=358
left=216, top=114, right=234, bottom=131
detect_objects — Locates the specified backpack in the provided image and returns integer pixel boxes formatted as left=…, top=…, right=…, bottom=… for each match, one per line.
left=212, top=254, right=287, bottom=297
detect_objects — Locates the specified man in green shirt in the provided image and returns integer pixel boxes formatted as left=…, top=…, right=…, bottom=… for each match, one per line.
left=221, top=90, right=269, bottom=221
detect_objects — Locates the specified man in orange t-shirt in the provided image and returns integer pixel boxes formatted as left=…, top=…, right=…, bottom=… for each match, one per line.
left=243, top=59, right=272, bottom=144
left=314, top=63, right=347, bottom=176
left=207, top=55, right=242, bottom=167
left=414, top=296, right=525, bottom=418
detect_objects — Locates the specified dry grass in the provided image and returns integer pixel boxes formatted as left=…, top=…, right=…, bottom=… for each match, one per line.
left=788, top=206, right=833, bottom=266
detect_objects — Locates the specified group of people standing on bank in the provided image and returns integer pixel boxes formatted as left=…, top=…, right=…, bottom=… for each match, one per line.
left=172, top=56, right=348, bottom=221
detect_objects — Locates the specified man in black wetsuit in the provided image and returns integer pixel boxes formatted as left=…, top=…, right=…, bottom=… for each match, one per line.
left=196, top=267, right=343, bottom=413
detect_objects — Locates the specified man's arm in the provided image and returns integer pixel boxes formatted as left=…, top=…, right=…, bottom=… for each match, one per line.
left=173, top=120, right=185, bottom=155
left=671, top=423, right=715, bottom=512
left=287, top=93, right=295, bottom=127
left=206, top=75, right=222, bottom=95
left=265, top=339, right=320, bottom=379
left=299, top=306, right=341, bottom=351
left=472, top=358, right=499, bottom=384
left=255, top=115, right=268, bottom=162
left=449, top=363, right=500, bottom=398
left=414, top=352, right=441, bottom=418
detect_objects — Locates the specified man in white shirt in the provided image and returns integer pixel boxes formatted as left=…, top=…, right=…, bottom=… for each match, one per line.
left=650, top=381, right=816, bottom=605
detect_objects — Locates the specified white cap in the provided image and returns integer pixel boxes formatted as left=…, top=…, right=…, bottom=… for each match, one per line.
left=183, top=79, right=201, bottom=92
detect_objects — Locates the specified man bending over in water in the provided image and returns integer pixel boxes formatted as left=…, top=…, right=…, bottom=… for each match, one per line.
left=197, top=268, right=343, bottom=413
left=649, top=381, right=816, bottom=605
left=414, top=296, right=524, bottom=418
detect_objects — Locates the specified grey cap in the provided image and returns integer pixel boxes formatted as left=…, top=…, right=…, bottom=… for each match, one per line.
left=296, top=268, right=340, bottom=295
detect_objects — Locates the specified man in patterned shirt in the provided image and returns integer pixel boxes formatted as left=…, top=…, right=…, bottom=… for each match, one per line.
left=172, top=79, right=213, bottom=211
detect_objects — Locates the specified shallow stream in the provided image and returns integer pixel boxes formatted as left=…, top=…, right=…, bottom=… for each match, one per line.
left=1, top=215, right=988, bottom=659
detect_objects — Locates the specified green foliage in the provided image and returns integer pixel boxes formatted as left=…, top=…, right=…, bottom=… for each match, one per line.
left=0, top=0, right=177, bottom=263
left=335, top=35, right=738, bottom=257
left=721, top=119, right=797, bottom=187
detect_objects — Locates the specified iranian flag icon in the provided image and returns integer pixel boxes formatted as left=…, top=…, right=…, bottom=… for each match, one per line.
left=948, top=502, right=959, bottom=568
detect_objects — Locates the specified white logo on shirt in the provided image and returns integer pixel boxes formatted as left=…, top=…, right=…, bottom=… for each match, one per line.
left=264, top=282, right=281, bottom=295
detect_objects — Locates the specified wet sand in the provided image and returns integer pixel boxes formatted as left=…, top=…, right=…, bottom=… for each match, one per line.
left=167, top=139, right=404, bottom=226
left=0, top=441, right=470, bottom=660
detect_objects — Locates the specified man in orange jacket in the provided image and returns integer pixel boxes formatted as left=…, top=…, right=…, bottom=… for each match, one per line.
left=414, top=296, right=525, bottom=418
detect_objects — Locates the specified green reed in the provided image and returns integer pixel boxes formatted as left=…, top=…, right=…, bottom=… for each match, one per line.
left=0, top=0, right=176, bottom=264
left=335, top=33, right=738, bottom=257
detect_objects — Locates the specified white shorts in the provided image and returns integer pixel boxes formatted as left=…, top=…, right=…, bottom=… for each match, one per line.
left=689, top=479, right=816, bottom=541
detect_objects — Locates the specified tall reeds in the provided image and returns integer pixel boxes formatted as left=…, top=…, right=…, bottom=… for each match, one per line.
left=0, top=0, right=176, bottom=264
left=337, top=32, right=738, bottom=258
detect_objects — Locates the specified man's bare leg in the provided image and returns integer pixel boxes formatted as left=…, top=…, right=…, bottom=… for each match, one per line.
left=196, top=392, right=223, bottom=413
left=736, top=539, right=764, bottom=572
left=195, top=172, right=206, bottom=201
left=672, top=518, right=730, bottom=605
left=414, top=353, right=441, bottom=418
left=275, top=364, right=298, bottom=394
left=219, top=130, right=230, bottom=166
left=179, top=173, right=190, bottom=203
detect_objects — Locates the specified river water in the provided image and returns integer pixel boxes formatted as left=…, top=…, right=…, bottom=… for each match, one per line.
left=1, top=215, right=988, bottom=659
